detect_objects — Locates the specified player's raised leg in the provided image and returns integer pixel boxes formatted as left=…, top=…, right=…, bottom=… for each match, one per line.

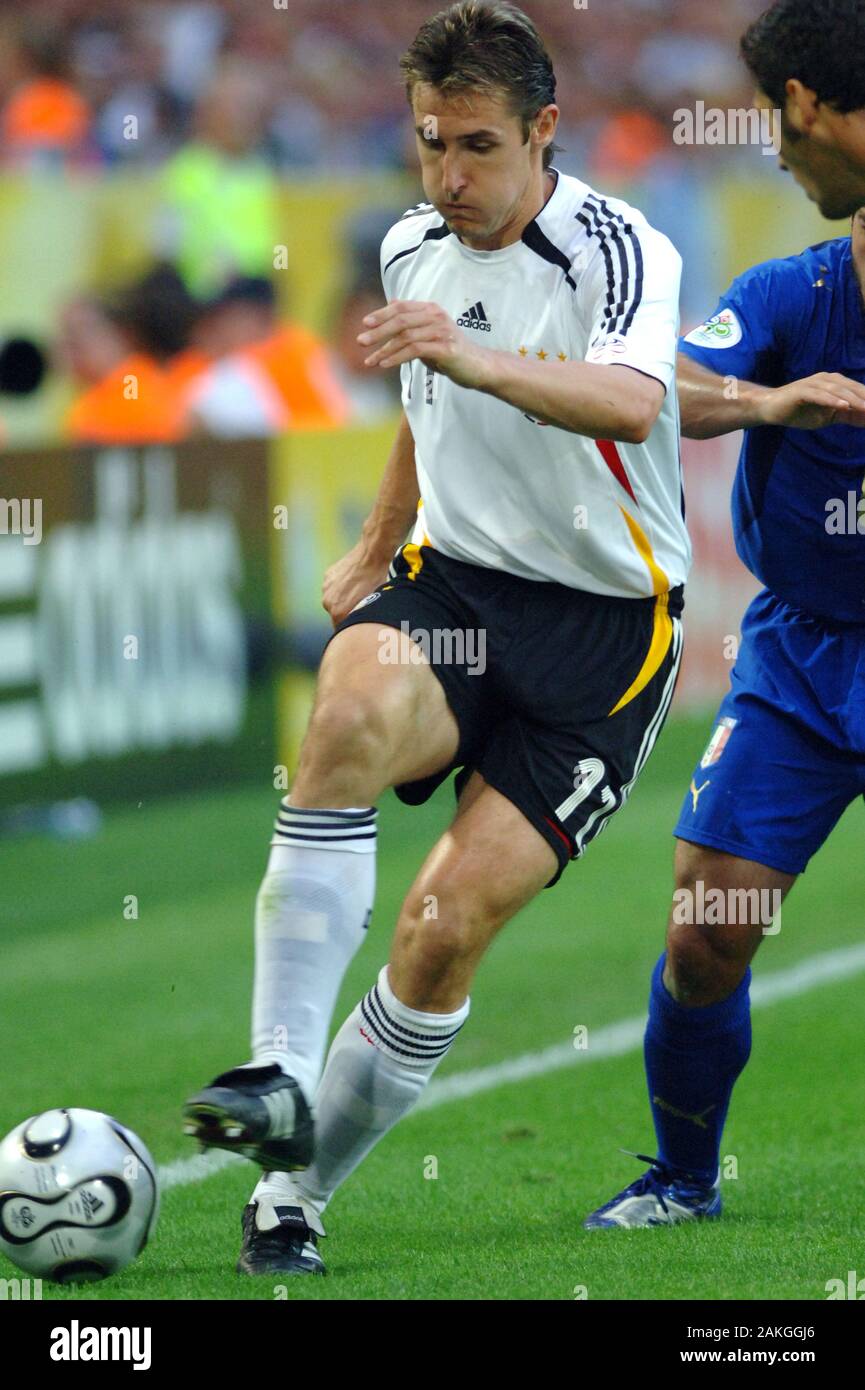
left=248, top=776, right=557, bottom=1270
left=584, top=841, right=795, bottom=1228
left=182, top=622, right=460, bottom=1177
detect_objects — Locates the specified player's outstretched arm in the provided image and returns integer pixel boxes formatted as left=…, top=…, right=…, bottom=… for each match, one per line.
left=474, top=354, right=665, bottom=443
left=678, top=353, right=865, bottom=439
left=359, top=299, right=663, bottom=443
left=322, top=410, right=419, bottom=628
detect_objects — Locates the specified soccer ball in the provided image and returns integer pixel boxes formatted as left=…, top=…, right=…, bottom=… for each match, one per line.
left=0, top=1108, right=159, bottom=1284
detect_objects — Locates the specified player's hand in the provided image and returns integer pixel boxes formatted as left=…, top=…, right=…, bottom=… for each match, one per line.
left=322, top=541, right=391, bottom=629
left=756, top=372, right=865, bottom=430
left=358, top=300, right=492, bottom=389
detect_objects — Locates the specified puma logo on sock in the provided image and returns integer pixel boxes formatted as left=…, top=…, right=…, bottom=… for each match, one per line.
left=653, top=1095, right=717, bottom=1130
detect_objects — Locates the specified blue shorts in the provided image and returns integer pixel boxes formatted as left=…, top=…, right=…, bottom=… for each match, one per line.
left=675, top=588, right=865, bottom=875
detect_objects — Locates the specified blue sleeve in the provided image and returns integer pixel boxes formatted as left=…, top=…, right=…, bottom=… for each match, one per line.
left=678, top=259, right=805, bottom=385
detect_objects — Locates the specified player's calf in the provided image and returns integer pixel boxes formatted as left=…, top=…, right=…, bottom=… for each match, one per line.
left=389, top=779, right=558, bottom=1010
left=389, top=884, right=497, bottom=1013
left=586, top=844, right=797, bottom=1230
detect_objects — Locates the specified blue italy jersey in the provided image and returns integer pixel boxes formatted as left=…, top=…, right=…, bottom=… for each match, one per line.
left=679, top=236, right=865, bottom=626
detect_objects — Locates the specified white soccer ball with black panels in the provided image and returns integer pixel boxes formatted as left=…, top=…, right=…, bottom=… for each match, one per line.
left=0, top=1108, right=159, bottom=1284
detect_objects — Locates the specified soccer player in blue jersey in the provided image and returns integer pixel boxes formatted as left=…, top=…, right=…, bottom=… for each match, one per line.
left=584, top=212, right=865, bottom=1227
left=742, top=0, right=865, bottom=221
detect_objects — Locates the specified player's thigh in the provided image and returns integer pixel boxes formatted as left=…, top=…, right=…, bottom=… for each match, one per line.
left=665, top=838, right=797, bottom=1004
left=298, top=622, right=461, bottom=791
left=389, top=777, right=558, bottom=1010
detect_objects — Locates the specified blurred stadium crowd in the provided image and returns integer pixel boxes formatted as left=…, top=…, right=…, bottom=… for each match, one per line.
left=0, top=0, right=775, bottom=445
left=0, top=0, right=760, bottom=175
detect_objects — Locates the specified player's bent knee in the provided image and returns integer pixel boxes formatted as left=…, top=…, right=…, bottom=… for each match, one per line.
left=666, top=925, right=726, bottom=1004
left=665, top=915, right=752, bottom=1005
left=667, top=846, right=749, bottom=1003
left=406, top=863, right=521, bottom=943
left=403, top=918, right=477, bottom=973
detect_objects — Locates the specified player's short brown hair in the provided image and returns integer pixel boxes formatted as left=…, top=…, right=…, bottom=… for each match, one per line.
left=400, top=1, right=562, bottom=170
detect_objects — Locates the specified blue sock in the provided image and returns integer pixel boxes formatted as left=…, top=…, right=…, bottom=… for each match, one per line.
left=644, top=952, right=751, bottom=1185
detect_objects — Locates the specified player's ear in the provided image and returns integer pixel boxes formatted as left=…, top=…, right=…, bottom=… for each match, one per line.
left=532, top=104, right=559, bottom=156
left=783, top=79, right=819, bottom=137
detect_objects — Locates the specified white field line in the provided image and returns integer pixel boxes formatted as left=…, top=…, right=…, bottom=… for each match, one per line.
left=157, top=940, right=865, bottom=1192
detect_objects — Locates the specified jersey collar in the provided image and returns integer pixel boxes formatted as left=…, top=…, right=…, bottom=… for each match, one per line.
left=450, top=167, right=570, bottom=263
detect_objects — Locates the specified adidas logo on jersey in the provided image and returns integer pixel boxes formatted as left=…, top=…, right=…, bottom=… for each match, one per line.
left=456, top=301, right=492, bottom=331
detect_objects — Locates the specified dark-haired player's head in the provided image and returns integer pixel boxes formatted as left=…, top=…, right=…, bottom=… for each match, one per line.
left=741, top=0, right=865, bottom=219
left=400, top=2, right=560, bottom=248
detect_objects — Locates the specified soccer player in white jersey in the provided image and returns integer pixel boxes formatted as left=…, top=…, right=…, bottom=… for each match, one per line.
left=183, top=1, right=690, bottom=1276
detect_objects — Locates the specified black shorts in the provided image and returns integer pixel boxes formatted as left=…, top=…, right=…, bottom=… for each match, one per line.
left=336, top=543, right=684, bottom=887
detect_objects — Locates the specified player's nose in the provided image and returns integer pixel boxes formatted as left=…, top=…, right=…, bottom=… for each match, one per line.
left=441, top=153, right=468, bottom=197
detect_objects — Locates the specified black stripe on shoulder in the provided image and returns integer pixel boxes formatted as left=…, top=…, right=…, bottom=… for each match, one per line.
left=521, top=221, right=577, bottom=290
left=622, top=230, right=644, bottom=334
left=578, top=204, right=625, bottom=335
left=589, top=193, right=644, bottom=333
left=578, top=194, right=644, bottom=337
left=384, top=221, right=451, bottom=274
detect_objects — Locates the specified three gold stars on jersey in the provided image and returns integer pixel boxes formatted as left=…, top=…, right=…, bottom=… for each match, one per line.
left=518, top=346, right=568, bottom=361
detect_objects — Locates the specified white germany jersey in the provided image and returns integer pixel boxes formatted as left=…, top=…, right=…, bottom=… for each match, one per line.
left=380, top=169, right=691, bottom=600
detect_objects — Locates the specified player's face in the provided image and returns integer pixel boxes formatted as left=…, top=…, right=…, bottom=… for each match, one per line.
left=757, top=87, right=865, bottom=221
left=410, top=83, right=555, bottom=250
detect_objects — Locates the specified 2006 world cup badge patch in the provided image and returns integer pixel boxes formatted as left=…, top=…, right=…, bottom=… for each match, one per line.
left=684, top=308, right=743, bottom=349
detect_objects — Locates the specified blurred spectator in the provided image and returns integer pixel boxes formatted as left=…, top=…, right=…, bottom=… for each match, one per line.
left=1, top=21, right=91, bottom=168
left=59, top=264, right=196, bottom=444
left=157, top=62, right=279, bottom=295
left=591, top=108, right=670, bottom=184
left=329, top=277, right=402, bottom=424
left=184, top=276, right=350, bottom=436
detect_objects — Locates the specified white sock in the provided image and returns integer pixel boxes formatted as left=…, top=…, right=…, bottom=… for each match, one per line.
left=286, top=964, right=469, bottom=1216
left=250, top=801, right=377, bottom=1105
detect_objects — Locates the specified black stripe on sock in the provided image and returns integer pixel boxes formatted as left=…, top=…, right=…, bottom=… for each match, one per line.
left=370, top=985, right=463, bottom=1046
left=276, top=815, right=377, bottom=834
left=360, top=996, right=456, bottom=1060
left=363, top=987, right=463, bottom=1055
left=274, top=830, right=378, bottom=844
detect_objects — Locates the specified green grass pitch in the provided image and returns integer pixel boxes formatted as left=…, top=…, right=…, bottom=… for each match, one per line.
left=1, top=714, right=862, bottom=1301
